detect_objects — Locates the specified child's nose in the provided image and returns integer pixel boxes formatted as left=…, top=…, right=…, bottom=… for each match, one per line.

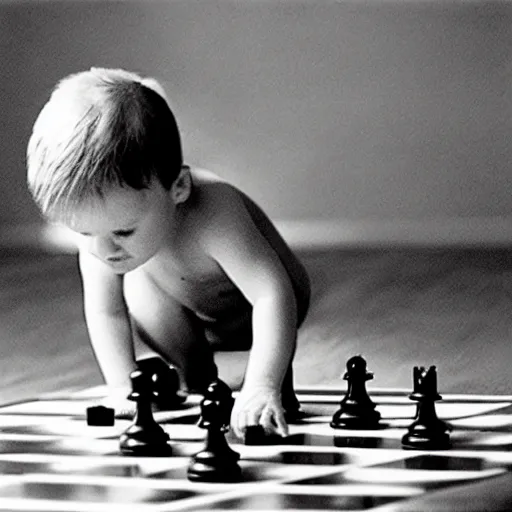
left=91, top=236, right=122, bottom=259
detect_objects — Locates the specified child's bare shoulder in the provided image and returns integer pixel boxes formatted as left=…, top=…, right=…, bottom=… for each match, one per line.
left=190, top=167, right=252, bottom=233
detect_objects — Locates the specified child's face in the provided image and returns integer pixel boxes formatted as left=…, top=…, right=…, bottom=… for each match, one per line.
left=64, top=183, right=175, bottom=274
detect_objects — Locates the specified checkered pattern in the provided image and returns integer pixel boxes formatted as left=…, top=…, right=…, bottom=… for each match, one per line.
left=0, top=386, right=511, bottom=511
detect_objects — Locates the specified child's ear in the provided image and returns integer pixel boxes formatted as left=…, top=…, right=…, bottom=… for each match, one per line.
left=171, top=166, right=192, bottom=204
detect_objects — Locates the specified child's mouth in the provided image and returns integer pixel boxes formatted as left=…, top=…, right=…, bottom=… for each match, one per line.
left=107, top=255, right=130, bottom=263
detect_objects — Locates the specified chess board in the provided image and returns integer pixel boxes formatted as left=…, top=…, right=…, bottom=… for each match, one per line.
left=1, top=385, right=512, bottom=511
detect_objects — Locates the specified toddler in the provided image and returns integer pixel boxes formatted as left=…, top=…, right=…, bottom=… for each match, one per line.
left=27, top=68, right=310, bottom=438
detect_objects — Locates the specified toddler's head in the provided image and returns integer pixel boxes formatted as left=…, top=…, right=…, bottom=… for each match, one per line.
left=27, top=67, right=183, bottom=222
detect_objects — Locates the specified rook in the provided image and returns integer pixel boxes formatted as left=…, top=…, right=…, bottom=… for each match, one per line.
left=402, top=365, right=451, bottom=450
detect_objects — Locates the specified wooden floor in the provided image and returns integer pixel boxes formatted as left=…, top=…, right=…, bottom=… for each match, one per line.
left=2, top=245, right=512, bottom=406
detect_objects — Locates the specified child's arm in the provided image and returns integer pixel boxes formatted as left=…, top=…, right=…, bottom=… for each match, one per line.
left=202, top=186, right=298, bottom=438
left=79, top=250, right=137, bottom=392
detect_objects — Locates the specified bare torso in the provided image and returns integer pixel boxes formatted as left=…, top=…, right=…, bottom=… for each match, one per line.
left=137, top=168, right=310, bottom=322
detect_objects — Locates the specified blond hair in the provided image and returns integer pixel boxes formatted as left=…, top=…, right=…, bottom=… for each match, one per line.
left=27, top=67, right=182, bottom=219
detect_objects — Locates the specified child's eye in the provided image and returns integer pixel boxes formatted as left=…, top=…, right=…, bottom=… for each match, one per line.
left=113, top=229, right=135, bottom=238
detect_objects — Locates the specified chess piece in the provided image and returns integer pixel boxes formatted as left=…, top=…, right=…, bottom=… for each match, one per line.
left=200, top=378, right=235, bottom=430
left=86, top=405, right=115, bottom=426
left=281, top=364, right=305, bottom=422
left=119, top=369, right=173, bottom=456
left=188, top=379, right=241, bottom=482
left=136, top=357, right=186, bottom=410
left=330, top=355, right=381, bottom=429
left=244, top=424, right=287, bottom=446
left=402, top=366, right=451, bottom=450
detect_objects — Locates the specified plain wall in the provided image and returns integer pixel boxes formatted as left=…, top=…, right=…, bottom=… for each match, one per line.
left=2, top=0, right=512, bottom=232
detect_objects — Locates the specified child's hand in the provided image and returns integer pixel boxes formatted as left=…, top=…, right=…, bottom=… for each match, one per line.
left=101, top=386, right=135, bottom=419
left=230, top=385, right=289, bottom=439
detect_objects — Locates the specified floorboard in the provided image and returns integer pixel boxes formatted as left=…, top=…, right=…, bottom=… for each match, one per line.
left=2, top=246, right=512, bottom=405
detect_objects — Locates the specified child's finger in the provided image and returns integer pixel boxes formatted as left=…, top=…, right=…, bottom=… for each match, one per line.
left=259, top=407, right=275, bottom=434
left=259, top=406, right=288, bottom=437
left=272, top=407, right=289, bottom=437
left=232, top=410, right=248, bottom=439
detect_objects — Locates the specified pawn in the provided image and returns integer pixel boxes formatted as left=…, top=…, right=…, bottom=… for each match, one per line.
left=119, top=369, right=173, bottom=456
left=402, top=366, right=451, bottom=450
left=188, top=379, right=241, bottom=483
left=200, top=378, right=235, bottom=430
left=136, top=357, right=186, bottom=410
left=331, top=355, right=381, bottom=430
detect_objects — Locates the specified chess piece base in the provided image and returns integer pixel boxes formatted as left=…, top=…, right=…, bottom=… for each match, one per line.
left=119, top=436, right=173, bottom=456
left=331, top=405, right=381, bottom=430
left=119, top=424, right=172, bottom=456
left=402, top=421, right=451, bottom=450
left=402, top=396, right=452, bottom=450
left=187, top=449, right=241, bottom=482
left=402, top=429, right=451, bottom=450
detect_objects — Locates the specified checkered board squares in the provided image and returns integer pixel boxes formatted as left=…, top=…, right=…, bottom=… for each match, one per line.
left=0, top=386, right=511, bottom=511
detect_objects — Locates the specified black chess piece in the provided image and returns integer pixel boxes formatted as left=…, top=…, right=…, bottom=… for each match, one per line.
left=187, top=379, right=241, bottom=482
left=201, top=378, right=235, bottom=430
left=281, top=364, right=305, bottom=422
left=243, top=424, right=288, bottom=446
left=119, top=369, right=173, bottom=456
left=330, top=355, right=381, bottom=429
left=136, top=357, right=186, bottom=410
left=402, top=366, right=451, bottom=450
left=86, top=405, right=115, bottom=426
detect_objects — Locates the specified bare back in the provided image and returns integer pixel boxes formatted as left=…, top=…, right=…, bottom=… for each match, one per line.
left=137, top=167, right=310, bottom=323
